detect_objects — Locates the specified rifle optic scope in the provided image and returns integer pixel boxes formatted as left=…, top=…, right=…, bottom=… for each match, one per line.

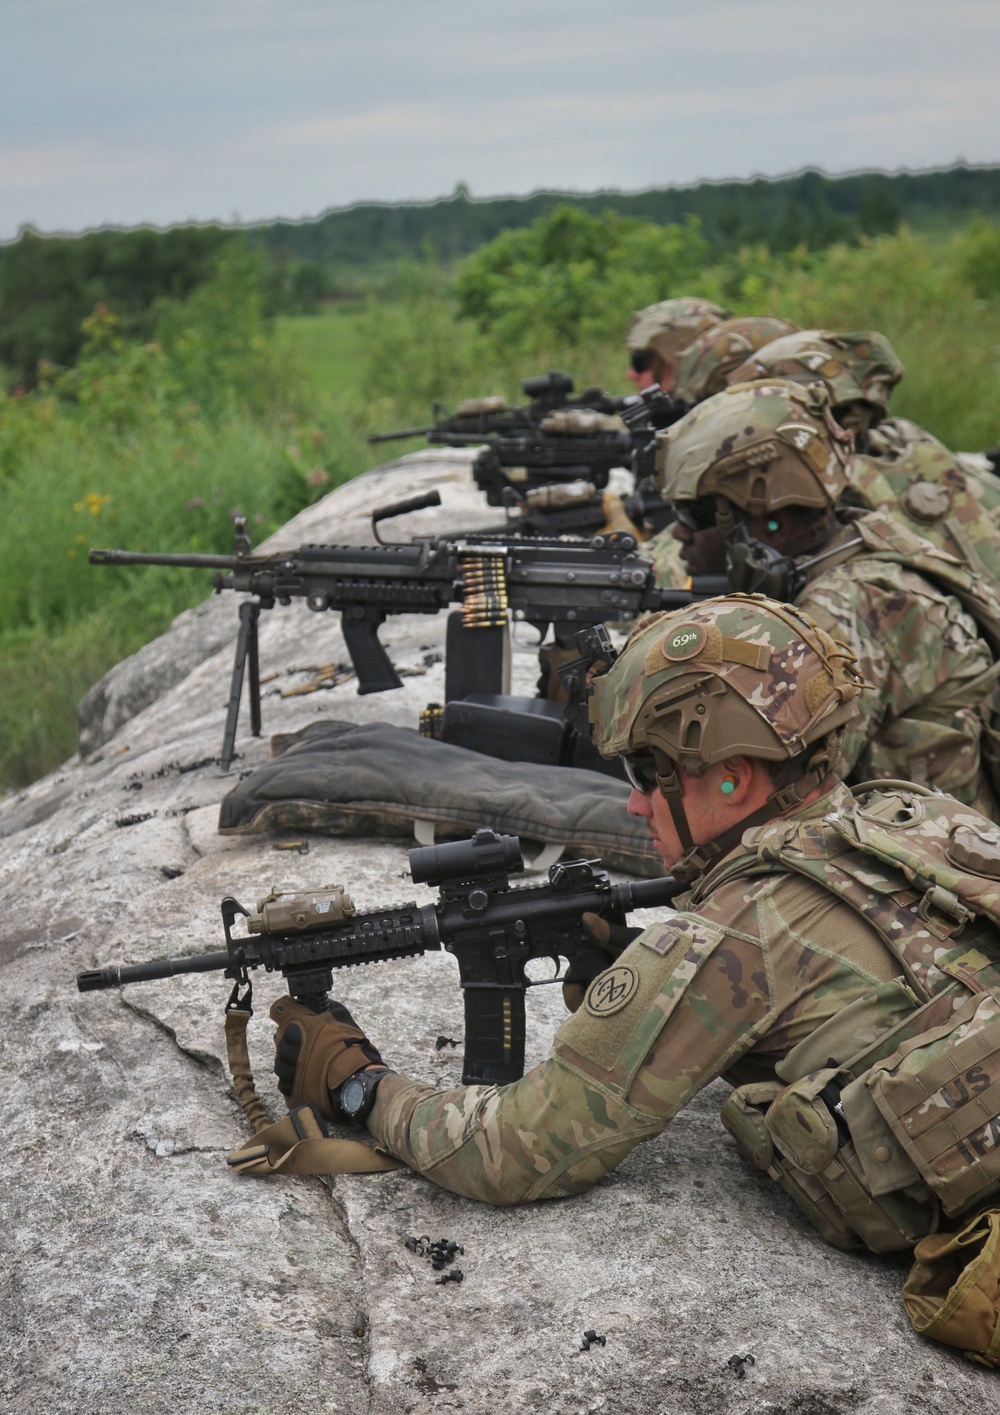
left=520, top=371, right=574, bottom=400
left=408, top=828, right=523, bottom=887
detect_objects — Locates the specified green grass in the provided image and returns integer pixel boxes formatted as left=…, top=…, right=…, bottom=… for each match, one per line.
left=276, top=303, right=368, bottom=398
left=3, top=217, right=1000, bottom=791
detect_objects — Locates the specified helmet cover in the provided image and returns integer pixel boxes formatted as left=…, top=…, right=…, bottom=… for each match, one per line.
left=590, top=593, right=864, bottom=771
left=655, top=380, right=851, bottom=514
left=625, top=297, right=732, bottom=367
left=728, top=329, right=904, bottom=416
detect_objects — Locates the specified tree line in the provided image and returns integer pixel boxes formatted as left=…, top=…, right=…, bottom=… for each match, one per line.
left=2, top=163, right=999, bottom=389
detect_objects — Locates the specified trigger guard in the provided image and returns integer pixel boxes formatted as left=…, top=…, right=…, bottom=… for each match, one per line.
left=524, top=955, right=562, bottom=985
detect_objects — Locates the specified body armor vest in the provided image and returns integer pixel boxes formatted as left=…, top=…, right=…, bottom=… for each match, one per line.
left=850, top=418, right=1000, bottom=596
left=697, top=783, right=1000, bottom=1254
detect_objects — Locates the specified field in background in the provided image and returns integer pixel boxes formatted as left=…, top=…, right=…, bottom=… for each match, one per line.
left=276, top=305, right=367, bottom=398
left=2, top=209, right=1000, bottom=792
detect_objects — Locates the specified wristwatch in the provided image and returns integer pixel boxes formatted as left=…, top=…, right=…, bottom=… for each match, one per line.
left=335, top=1067, right=393, bottom=1123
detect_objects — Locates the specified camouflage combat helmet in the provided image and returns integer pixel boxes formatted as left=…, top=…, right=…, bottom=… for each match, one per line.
left=728, top=330, right=905, bottom=425
left=625, top=297, right=732, bottom=368
left=589, top=594, right=865, bottom=880
left=673, top=316, right=799, bottom=403
left=655, top=380, right=851, bottom=515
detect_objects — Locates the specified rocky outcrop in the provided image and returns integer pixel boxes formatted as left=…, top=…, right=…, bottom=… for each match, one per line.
left=1, top=453, right=991, bottom=1414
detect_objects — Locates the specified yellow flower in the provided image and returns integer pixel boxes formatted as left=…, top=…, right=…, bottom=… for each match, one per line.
left=73, top=493, right=113, bottom=516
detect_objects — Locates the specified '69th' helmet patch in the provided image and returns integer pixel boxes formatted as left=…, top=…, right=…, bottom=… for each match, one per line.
left=585, top=965, right=639, bottom=1017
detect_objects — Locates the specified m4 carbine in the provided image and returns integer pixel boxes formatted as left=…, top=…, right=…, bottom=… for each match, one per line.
left=469, top=383, right=692, bottom=534
left=368, top=370, right=620, bottom=445
left=90, top=491, right=726, bottom=769
left=77, top=828, right=683, bottom=1086
left=369, top=374, right=692, bottom=525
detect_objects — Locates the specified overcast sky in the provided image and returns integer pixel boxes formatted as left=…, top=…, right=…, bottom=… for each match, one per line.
left=2, top=0, right=998, bottom=241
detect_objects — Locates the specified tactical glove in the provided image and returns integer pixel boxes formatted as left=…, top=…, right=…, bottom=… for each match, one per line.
left=271, top=996, right=384, bottom=1122
left=561, top=913, right=644, bottom=1014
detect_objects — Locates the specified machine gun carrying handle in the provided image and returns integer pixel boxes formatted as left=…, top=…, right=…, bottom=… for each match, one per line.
left=371, top=490, right=442, bottom=543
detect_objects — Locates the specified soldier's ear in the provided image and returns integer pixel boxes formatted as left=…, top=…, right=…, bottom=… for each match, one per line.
left=712, top=757, right=756, bottom=806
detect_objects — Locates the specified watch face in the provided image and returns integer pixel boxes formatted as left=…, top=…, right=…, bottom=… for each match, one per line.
left=340, top=1075, right=367, bottom=1116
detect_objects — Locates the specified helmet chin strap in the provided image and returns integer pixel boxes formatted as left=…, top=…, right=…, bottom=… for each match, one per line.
left=654, top=753, right=828, bottom=887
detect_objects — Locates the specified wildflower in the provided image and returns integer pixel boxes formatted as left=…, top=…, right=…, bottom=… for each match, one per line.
left=73, top=493, right=113, bottom=516
left=306, top=467, right=329, bottom=488
left=186, top=498, right=204, bottom=511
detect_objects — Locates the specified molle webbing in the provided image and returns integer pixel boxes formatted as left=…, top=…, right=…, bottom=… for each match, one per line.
left=865, top=990, right=1000, bottom=1217
left=728, top=796, right=1000, bottom=1002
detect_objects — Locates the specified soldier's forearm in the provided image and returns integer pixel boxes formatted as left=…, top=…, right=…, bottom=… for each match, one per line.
left=366, top=1063, right=660, bottom=1206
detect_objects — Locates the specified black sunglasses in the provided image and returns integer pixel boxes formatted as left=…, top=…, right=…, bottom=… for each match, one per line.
left=622, top=749, right=660, bottom=793
left=671, top=497, right=718, bottom=533
left=629, top=350, right=656, bottom=375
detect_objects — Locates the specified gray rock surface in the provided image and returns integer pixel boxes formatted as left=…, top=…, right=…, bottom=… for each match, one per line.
left=1, top=454, right=993, bottom=1414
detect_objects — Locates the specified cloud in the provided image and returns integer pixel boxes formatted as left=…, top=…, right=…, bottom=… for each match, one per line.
left=1, top=0, right=997, bottom=237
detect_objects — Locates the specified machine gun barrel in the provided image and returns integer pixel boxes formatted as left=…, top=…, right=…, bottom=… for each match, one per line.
left=89, top=548, right=244, bottom=571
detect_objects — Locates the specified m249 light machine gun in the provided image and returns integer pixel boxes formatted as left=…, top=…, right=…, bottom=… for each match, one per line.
left=90, top=492, right=726, bottom=771
left=77, top=828, right=684, bottom=1086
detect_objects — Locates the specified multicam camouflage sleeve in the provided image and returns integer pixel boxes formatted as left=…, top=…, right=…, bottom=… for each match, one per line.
left=798, top=558, right=999, bottom=815
left=366, top=835, right=897, bottom=1205
left=645, top=527, right=693, bottom=589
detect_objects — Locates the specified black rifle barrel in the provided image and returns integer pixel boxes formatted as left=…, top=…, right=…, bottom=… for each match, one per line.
left=77, top=949, right=231, bottom=991
left=619, top=876, right=681, bottom=910
left=367, top=425, right=435, bottom=444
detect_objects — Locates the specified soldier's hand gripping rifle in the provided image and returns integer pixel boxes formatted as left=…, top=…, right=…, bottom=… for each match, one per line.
left=77, top=828, right=683, bottom=1086
left=90, top=491, right=727, bottom=770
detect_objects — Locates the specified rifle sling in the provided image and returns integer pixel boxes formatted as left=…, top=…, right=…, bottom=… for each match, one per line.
left=223, top=1006, right=403, bottom=1177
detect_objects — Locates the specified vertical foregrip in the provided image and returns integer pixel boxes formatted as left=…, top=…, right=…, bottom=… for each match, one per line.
left=460, top=986, right=527, bottom=1088
left=340, top=607, right=404, bottom=694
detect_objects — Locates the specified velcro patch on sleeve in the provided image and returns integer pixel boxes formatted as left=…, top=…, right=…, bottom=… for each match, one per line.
left=641, top=923, right=686, bottom=955
left=556, top=918, right=728, bottom=1082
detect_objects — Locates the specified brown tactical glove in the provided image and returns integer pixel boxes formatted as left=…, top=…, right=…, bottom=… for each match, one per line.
left=271, top=996, right=384, bottom=1122
left=561, top=913, right=644, bottom=1014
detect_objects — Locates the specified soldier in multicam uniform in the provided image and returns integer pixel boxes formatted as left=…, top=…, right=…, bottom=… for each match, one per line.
left=729, top=328, right=905, bottom=447
left=262, top=595, right=1000, bottom=1370
left=268, top=594, right=880, bottom=1208
left=672, top=315, right=798, bottom=404
left=625, top=297, right=731, bottom=393
left=651, top=378, right=1000, bottom=817
left=641, top=314, right=796, bottom=587
left=727, top=328, right=1000, bottom=584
